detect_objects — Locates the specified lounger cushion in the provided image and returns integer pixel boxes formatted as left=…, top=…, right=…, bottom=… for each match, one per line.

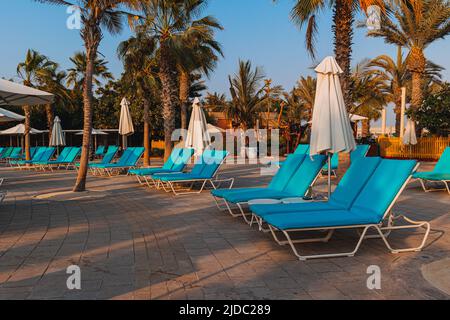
left=263, top=209, right=379, bottom=230
left=282, top=155, right=326, bottom=195
left=268, top=154, right=305, bottom=191
left=223, top=189, right=299, bottom=204
left=413, top=172, right=450, bottom=181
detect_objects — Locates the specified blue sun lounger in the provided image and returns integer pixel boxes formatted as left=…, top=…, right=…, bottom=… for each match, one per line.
left=94, top=147, right=145, bottom=176
left=321, top=144, right=370, bottom=176
left=76, top=145, right=119, bottom=173
left=94, top=145, right=106, bottom=157
left=10, top=147, right=55, bottom=169
left=212, top=154, right=327, bottom=223
left=413, top=147, right=450, bottom=194
left=129, top=148, right=195, bottom=187
left=152, top=150, right=231, bottom=195
left=0, top=147, right=14, bottom=161
left=36, top=147, right=81, bottom=170
left=252, top=159, right=430, bottom=260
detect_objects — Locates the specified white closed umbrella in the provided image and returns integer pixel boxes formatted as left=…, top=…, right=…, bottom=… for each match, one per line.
left=403, top=118, right=417, bottom=145
left=0, top=107, right=25, bottom=123
left=185, top=97, right=211, bottom=156
left=119, top=98, right=134, bottom=149
left=50, top=116, right=65, bottom=151
left=310, top=56, right=356, bottom=197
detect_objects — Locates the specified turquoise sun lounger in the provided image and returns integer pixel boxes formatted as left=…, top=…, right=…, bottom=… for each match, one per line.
left=253, top=159, right=430, bottom=260
left=10, top=147, right=55, bottom=169
left=94, top=147, right=145, bottom=176
left=94, top=145, right=106, bottom=157
left=129, top=148, right=195, bottom=187
left=152, top=150, right=231, bottom=195
left=0, top=147, right=14, bottom=161
left=413, top=147, right=450, bottom=194
left=212, top=153, right=327, bottom=223
left=36, top=147, right=81, bottom=170
left=76, top=145, right=119, bottom=173
left=321, top=144, right=370, bottom=176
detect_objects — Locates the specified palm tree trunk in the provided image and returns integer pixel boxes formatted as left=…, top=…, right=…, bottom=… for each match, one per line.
left=45, top=103, right=54, bottom=142
left=179, top=70, right=190, bottom=130
left=394, top=89, right=402, bottom=135
left=73, top=48, right=95, bottom=192
left=411, top=71, right=423, bottom=111
left=333, top=0, right=353, bottom=110
left=23, top=105, right=31, bottom=161
left=361, top=119, right=370, bottom=137
left=143, top=97, right=151, bottom=167
left=159, top=42, right=178, bottom=161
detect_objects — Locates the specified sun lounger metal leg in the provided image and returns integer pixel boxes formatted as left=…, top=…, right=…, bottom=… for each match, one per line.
left=418, top=178, right=449, bottom=194
left=236, top=203, right=255, bottom=225
left=269, top=225, right=369, bottom=261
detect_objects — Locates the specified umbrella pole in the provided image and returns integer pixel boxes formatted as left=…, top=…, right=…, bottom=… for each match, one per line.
left=327, top=152, right=332, bottom=199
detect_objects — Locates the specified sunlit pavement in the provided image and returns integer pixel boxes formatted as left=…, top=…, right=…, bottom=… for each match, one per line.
left=0, top=161, right=449, bottom=300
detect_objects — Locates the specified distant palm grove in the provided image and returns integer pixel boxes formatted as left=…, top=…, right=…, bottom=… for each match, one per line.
left=4, top=0, right=446, bottom=191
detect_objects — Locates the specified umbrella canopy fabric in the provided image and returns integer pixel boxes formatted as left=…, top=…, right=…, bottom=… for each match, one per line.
left=185, top=97, right=211, bottom=156
left=119, top=98, right=134, bottom=136
left=0, top=79, right=54, bottom=106
left=50, top=116, right=65, bottom=146
left=76, top=128, right=108, bottom=135
left=0, top=107, right=26, bottom=123
left=309, top=56, right=356, bottom=157
left=403, top=118, right=417, bottom=145
left=0, top=123, right=43, bottom=135
left=349, top=114, right=368, bottom=122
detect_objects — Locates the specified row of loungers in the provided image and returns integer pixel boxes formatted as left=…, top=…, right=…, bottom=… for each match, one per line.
left=212, top=156, right=432, bottom=260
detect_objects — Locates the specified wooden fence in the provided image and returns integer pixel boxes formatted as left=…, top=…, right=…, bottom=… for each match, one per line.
left=378, top=137, right=450, bottom=160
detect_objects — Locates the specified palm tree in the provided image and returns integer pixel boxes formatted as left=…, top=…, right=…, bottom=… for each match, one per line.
left=290, top=0, right=385, bottom=109
left=67, top=52, right=114, bottom=90
left=118, top=30, right=159, bottom=167
left=17, top=49, right=56, bottom=160
left=368, top=0, right=450, bottom=112
left=37, top=65, right=70, bottom=141
left=177, top=21, right=224, bottom=130
left=35, top=0, right=142, bottom=192
left=140, top=0, right=222, bottom=160
left=227, top=60, right=266, bottom=130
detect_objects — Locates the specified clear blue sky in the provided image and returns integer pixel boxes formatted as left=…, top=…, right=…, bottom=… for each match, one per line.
left=1, top=0, right=449, bottom=126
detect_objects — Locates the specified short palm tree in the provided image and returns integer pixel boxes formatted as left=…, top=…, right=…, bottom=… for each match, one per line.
left=227, top=60, right=266, bottom=130
left=35, top=0, right=142, bottom=192
left=17, top=49, right=56, bottom=160
left=118, top=30, right=159, bottom=166
left=67, top=52, right=114, bottom=90
left=140, top=0, right=221, bottom=159
left=290, top=0, right=386, bottom=109
left=294, top=76, right=316, bottom=122
left=368, top=0, right=450, bottom=112
left=37, top=65, right=71, bottom=141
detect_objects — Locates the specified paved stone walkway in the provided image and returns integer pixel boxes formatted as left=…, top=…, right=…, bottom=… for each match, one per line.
left=0, top=162, right=449, bottom=300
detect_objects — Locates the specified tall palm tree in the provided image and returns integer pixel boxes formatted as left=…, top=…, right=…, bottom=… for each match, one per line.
left=35, top=0, right=142, bottom=192
left=37, top=65, right=70, bottom=141
left=227, top=60, right=266, bottom=130
left=118, top=30, right=159, bottom=167
left=17, top=49, right=56, bottom=160
left=290, top=0, right=386, bottom=109
left=140, top=0, right=222, bottom=159
left=67, top=52, right=114, bottom=90
left=177, top=21, right=224, bottom=130
left=368, top=0, right=450, bottom=112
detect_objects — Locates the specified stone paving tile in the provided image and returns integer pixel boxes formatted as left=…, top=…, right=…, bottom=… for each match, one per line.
left=0, top=162, right=449, bottom=300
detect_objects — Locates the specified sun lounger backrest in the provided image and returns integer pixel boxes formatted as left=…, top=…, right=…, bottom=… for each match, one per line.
left=294, top=144, right=310, bottom=155
left=283, top=154, right=327, bottom=196
left=65, top=147, right=81, bottom=162
left=116, top=148, right=134, bottom=165
left=323, top=153, right=339, bottom=170
left=433, top=147, right=450, bottom=174
left=31, top=147, right=47, bottom=161
left=10, top=147, right=22, bottom=158
left=0, top=147, right=4, bottom=156
left=101, top=146, right=119, bottom=164
left=199, top=150, right=228, bottom=178
left=351, top=159, right=417, bottom=221
left=127, top=147, right=144, bottom=166
left=268, top=154, right=306, bottom=191
left=1, top=147, right=13, bottom=158
left=95, top=145, right=105, bottom=156
left=350, top=144, right=370, bottom=163
left=41, top=147, right=56, bottom=162
left=329, top=157, right=381, bottom=209
left=55, top=147, right=72, bottom=162
left=171, top=148, right=194, bottom=172
left=164, top=148, right=183, bottom=170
